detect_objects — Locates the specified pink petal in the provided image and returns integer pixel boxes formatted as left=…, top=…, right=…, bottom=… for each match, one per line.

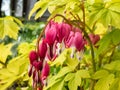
left=65, top=31, right=74, bottom=47
left=38, top=39, right=47, bottom=61
left=74, top=32, right=84, bottom=51
left=45, top=21, right=57, bottom=45
left=41, top=62, right=50, bottom=81
left=33, top=61, right=43, bottom=71
left=29, top=50, right=38, bottom=64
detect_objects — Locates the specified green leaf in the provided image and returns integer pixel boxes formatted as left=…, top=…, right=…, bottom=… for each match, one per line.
left=64, top=73, right=75, bottom=81
left=18, top=63, right=27, bottom=75
left=17, top=42, right=35, bottom=54
left=77, top=70, right=90, bottom=78
left=0, top=16, right=21, bottom=39
left=109, top=78, right=120, bottom=90
left=12, top=16, right=23, bottom=26
left=43, top=76, right=62, bottom=90
left=50, top=49, right=68, bottom=66
left=109, top=2, right=120, bottom=13
left=0, top=43, right=12, bottom=63
left=95, top=0, right=103, bottom=3
left=95, top=74, right=114, bottom=90
left=68, top=71, right=81, bottom=90
left=111, top=29, right=120, bottom=45
left=29, top=0, right=50, bottom=20
left=7, top=54, right=28, bottom=75
left=89, top=2, right=120, bottom=28
left=103, top=60, right=120, bottom=71
left=97, top=32, right=111, bottom=55
left=0, top=69, right=13, bottom=79
left=0, top=76, right=19, bottom=90
left=111, top=51, right=120, bottom=60
left=35, top=2, right=49, bottom=20
left=66, top=49, right=79, bottom=70
left=48, top=6, right=65, bottom=22
left=92, top=70, right=109, bottom=79
left=49, top=0, right=68, bottom=6
left=50, top=80, right=64, bottom=90
left=55, top=66, right=73, bottom=79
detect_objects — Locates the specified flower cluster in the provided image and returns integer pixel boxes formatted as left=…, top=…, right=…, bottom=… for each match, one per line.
left=28, top=21, right=100, bottom=89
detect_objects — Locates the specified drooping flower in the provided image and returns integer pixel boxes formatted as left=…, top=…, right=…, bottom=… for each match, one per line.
left=65, top=31, right=75, bottom=48
left=29, top=50, right=38, bottom=64
left=45, top=21, right=57, bottom=45
left=41, top=62, right=50, bottom=85
left=57, top=22, right=71, bottom=43
left=33, top=61, right=43, bottom=71
left=28, top=65, right=33, bottom=77
left=74, top=32, right=85, bottom=51
left=89, top=33, right=100, bottom=45
left=38, top=39, right=47, bottom=61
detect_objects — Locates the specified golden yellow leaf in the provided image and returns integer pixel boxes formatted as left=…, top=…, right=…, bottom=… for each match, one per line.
left=0, top=16, right=22, bottom=39
left=0, top=43, right=13, bottom=63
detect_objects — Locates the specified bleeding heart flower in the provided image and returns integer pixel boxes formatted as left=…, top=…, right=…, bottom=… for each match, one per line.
left=41, top=62, right=50, bottom=82
left=38, top=39, right=47, bottom=61
left=89, top=33, right=100, bottom=45
left=65, top=31, right=75, bottom=48
left=73, top=27, right=82, bottom=33
left=45, top=21, right=57, bottom=45
left=74, top=32, right=85, bottom=51
left=33, top=61, right=43, bottom=71
left=28, top=65, right=33, bottom=77
left=57, top=22, right=71, bottom=43
left=29, top=50, right=38, bottom=64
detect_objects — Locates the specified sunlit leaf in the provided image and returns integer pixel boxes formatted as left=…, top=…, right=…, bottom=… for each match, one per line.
left=55, top=66, right=73, bottom=79
left=0, top=43, right=12, bottom=63
left=77, top=70, right=90, bottom=78
left=64, top=73, right=75, bottom=81
left=111, top=29, right=120, bottom=45
left=109, top=78, right=120, bottom=90
left=43, top=76, right=62, bottom=90
left=0, top=76, right=19, bottom=90
left=95, top=74, right=114, bottom=90
left=66, top=49, right=79, bottom=70
left=29, top=0, right=50, bottom=20
left=89, top=2, right=120, bottom=28
left=50, top=49, right=69, bottom=66
left=97, top=32, right=111, bottom=55
left=92, top=70, right=109, bottom=79
left=17, top=42, right=35, bottom=54
left=68, top=71, right=81, bottom=90
left=0, top=16, right=22, bottom=39
left=7, top=54, right=28, bottom=75
left=50, top=80, right=64, bottom=90
left=103, top=60, right=120, bottom=71
left=94, top=23, right=107, bottom=35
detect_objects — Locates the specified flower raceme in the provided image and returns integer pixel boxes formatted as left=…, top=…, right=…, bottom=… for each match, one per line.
left=28, top=21, right=100, bottom=89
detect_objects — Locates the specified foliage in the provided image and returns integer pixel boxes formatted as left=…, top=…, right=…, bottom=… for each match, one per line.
left=0, top=20, right=45, bottom=90
left=0, top=0, right=120, bottom=90
left=0, top=16, right=23, bottom=39
left=28, top=0, right=120, bottom=90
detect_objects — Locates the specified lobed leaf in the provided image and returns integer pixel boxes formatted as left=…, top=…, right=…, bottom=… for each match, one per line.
left=94, top=74, right=114, bottom=90
left=0, top=16, right=22, bottom=39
